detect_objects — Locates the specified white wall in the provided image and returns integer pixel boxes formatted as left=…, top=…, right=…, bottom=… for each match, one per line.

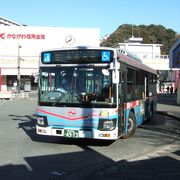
left=0, top=26, right=100, bottom=56
left=114, top=43, right=162, bottom=60
left=142, top=58, right=170, bottom=70
left=112, top=42, right=168, bottom=70
left=0, top=26, right=100, bottom=76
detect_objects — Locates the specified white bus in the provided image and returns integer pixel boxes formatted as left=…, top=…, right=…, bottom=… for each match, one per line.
left=36, top=46, right=157, bottom=140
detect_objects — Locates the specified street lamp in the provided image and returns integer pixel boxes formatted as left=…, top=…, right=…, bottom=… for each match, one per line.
left=17, top=44, right=22, bottom=93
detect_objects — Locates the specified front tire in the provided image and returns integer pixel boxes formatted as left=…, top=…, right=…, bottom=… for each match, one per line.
left=122, top=111, right=137, bottom=139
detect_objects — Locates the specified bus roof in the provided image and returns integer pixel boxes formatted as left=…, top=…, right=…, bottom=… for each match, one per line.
left=117, top=49, right=157, bottom=75
left=40, top=46, right=157, bottom=75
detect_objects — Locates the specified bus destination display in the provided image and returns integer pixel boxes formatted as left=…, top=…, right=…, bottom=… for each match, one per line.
left=41, top=49, right=114, bottom=64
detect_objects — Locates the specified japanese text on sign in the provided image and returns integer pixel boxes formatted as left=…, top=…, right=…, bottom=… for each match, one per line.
left=0, top=33, right=45, bottom=40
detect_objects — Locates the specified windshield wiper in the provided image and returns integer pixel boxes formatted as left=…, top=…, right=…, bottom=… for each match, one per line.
left=52, top=93, right=65, bottom=106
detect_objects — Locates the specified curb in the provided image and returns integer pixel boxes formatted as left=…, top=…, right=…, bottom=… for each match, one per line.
left=156, top=111, right=180, bottom=121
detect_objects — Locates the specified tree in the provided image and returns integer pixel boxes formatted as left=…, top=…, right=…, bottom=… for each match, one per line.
left=100, top=24, right=180, bottom=55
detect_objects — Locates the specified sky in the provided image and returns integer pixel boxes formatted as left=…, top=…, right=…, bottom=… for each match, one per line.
left=1, top=0, right=180, bottom=38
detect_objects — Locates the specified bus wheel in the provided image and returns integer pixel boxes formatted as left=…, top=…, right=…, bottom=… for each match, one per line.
left=122, top=111, right=137, bottom=139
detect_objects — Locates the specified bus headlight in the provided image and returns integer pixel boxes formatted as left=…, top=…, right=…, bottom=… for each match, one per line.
left=37, top=116, right=48, bottom=126
left=103, top=120, right=114, bottom=130
left=98, top=119, right=116, bottom=131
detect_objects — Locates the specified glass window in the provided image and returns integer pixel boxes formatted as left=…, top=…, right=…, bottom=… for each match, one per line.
left=127, top=68, right=135, bottom=101
left=135, top=70, right=142, bottom=99
left=39, top=66, right=116, bottom=108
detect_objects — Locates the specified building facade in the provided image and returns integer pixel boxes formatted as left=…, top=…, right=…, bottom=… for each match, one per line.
left=112, top=37, right=179, bottom=92
left=0, top=16, right=178, bottom=93
left=0, top=19, right=100, bottom=91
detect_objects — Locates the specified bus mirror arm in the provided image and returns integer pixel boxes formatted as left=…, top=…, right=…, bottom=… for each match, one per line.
left=112, top=69, right=119, bottom=84
left=110, top=62, right=114, bottom=70
left=32, top=72, right=39, bottom=83
left=102, top=62, right=120, bottom=83
left=102, top=68, right=119, bottom=83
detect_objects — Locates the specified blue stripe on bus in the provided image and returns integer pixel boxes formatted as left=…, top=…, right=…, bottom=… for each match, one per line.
left=124, top=105, right=144, bottom=133
left=37, top=112, right=118, bottom=128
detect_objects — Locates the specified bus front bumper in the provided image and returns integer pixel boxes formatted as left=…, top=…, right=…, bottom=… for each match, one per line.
left=36, top=125, right=118, bottom=140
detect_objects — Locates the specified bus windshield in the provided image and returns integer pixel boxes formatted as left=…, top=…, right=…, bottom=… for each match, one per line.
left=39, top=66, right=116, bottom=108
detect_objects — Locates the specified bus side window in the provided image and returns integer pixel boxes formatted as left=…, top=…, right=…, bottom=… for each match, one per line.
left=140, top=71, right=146, bottom=99
left=135, top=70, right=141, bottom=99
left=127, top=68, right=134, bottom=101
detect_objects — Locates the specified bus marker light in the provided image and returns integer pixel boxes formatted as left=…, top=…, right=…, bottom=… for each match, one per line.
left=38, top=129, right=46, bottom=133
left=104, top=134, right=110, bottom=137
left=99, top=133, right=110, bottom=137
left=100, top=111, right=109, bottom=118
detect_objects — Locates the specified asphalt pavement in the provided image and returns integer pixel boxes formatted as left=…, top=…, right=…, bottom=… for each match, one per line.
left=87, top=93, right=180, bottom=180
left=9, top=91, right=180, bottom=179
left=157, top=93, right=180, bottom=121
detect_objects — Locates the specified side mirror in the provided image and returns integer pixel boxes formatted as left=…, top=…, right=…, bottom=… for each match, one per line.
left=102, top=69, right=110, bottom=76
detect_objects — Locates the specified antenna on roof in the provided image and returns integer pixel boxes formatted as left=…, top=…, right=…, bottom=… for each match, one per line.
left=131, top=24, right=134, bottom=38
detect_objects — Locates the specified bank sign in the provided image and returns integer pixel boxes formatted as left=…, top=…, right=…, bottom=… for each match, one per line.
left=169, top=39, right=180, bottom=69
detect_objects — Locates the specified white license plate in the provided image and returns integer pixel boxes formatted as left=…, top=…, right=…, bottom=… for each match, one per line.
left=64, top=129, right=79, bottom=138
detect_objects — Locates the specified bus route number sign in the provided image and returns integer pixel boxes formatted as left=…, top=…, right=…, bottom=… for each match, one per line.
left=64, top=129, right=79, bottom=138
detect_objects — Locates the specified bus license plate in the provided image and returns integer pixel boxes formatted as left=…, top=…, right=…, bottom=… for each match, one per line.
left=64, top=129, right=79, bottom=138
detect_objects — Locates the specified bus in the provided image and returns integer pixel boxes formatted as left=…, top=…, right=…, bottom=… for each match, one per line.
left=36, top=47, right=157, bottom=140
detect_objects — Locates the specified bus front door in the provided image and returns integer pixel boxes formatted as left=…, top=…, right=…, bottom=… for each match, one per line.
left=144, top=76, right=149, bottom=120
left=118, top=71, right=126, bottom=136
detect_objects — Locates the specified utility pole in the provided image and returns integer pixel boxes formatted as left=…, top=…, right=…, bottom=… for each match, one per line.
left=131, top=24, right=134, bottom=38
left=17, top=44, right=22, bottom=93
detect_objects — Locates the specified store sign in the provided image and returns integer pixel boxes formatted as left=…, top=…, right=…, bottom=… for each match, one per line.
left=0, top=32, right=45, bottom=40
left=0, top=26, right=100, bottom=57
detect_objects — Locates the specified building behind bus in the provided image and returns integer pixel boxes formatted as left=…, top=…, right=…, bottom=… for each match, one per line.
left=0, top=16, right=178, bottom=93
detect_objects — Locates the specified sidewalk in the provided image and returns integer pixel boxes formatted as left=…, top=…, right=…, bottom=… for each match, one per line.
left=88, top=142, right=180, bottom=180
left=12, top=90, right=38, bottom=99
left=87, top=93, right=180, bottom=180
left=157, top=93, right=180, bottom=121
